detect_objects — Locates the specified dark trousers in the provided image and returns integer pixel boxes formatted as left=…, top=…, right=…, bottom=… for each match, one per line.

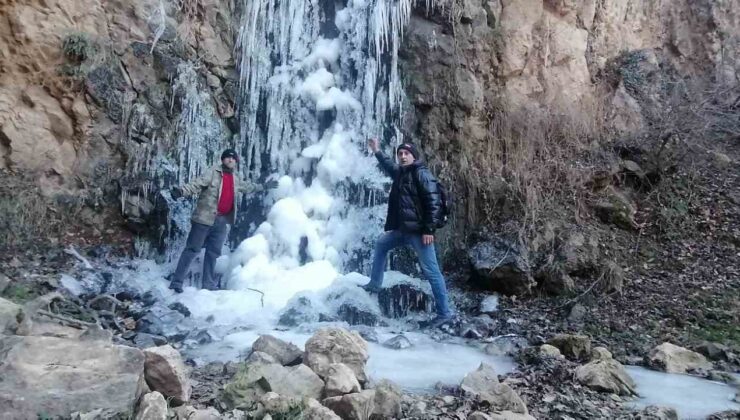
left=170, top=215, right=230, bottom=290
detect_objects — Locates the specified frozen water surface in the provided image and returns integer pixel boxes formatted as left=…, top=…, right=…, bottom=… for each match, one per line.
left=626, top=366, right=739, bottom=419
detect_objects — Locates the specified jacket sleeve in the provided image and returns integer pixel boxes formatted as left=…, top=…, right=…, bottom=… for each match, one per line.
left=179, top=172, right=213, bottom=197
left=238, top=179, right=263, bottom=194
left=415, top=168, right=443, bottom=234
left=375, top=151, right=400, bottom=179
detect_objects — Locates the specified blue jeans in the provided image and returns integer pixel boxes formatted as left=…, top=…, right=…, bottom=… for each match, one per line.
left=171, top=215, right=230, bottom=290
left=368, top=230, right=452, bottom=318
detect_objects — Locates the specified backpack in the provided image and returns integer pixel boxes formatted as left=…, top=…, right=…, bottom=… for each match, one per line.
left=413, top=168, right=452, bottom=229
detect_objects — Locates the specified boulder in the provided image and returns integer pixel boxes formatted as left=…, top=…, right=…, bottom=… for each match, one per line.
left=170, top=406, right=221, bottom=420
left=322, top=390, right=376, bottom=420
left=251, top=334, right=303, bottom=365
left=134, top=392, right=167, bottom=420
left=590, top=346, right=613, bottom=361
left=246, top=350, right=280, bottom=365
left=324, top=363, right=361, bottom=397
left=144, top=345, right=191, bottom=403
left=460, top=363, right=528, bottom=414
left=694, top=341, right=731, bottom=361
left=304, top=327, right=369, bottom=383
left=372, top=380, right=402, bottom=419
left=0, top=335, right=145, bottom=418
left=593, top=187, right=637, bottom=230
left=574, top=356, right=637, bottom=396
left=0, top=296, right=23, bottom=334
left=258, top=364, right=324, bottom=399
left=221, top=362, right=324, bottom=409
left=539, top=344, right=563, bottom=358
left=469, top=413, right=493, bottom=420
left=383, top=334, right=412, bottom=349
left=303, top=398, right=342, bottom=420
left=633, top=406, right=678, bottom=420
left=646, top=342, right=712, bottom=374
left=469, top=239, right=533, bottom=296
left=484, top=335, right=528, bottom=357
left=547, top=334, right=591, bottom=360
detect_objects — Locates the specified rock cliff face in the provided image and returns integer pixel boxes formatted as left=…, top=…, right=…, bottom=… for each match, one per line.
left=1, top=0, right=738, bottom=252
left=400, top=0, right=740, bottom=236
left=0, top=0, right=236, bottom=251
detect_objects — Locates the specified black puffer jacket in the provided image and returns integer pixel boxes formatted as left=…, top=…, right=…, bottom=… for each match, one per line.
left=375, top=152, right=444, bottom=234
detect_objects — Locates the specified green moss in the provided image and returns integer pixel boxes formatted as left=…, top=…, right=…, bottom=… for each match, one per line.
left=1, top=283, right=39, bottom=304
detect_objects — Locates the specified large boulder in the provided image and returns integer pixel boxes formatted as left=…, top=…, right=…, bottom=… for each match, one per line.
left=468, top=239, right=533, bottom=296
left=143, top=345, right=191, bottom=403
left=460, top=363, right=528, bottom=414
left=0, top=335, right=145, bottom=419
left=134, top=392, right=167, bottom=420
left=303, top=398, right=343, bottom=420
left=251, top=334, right=303, bottom=366
left=547, top=334, right=592, bottom=361
left=304, top=328, right=369, bottom=383
left=322, top=390, right=376, bottom=420
left=324, top=363, right=361, bottom=397
left=646, top=342, right=712, bottom=374
left=221, top=362, right=324, bottom=410
left=470, top=412, right=537, bottom=420
left=574, top=348, right=637, bottom=396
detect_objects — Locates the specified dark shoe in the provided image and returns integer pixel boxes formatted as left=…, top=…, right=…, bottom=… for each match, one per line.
left=169, top=283, right=183, bottom=294
left=358, top=283, right=381, bottom=294
left=419, top=315, right=453, bottom=330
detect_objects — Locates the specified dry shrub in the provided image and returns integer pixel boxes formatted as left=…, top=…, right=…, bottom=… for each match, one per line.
left=446, top=103, right=608, bottom=246
left=0, top=172, right=86, bottom=251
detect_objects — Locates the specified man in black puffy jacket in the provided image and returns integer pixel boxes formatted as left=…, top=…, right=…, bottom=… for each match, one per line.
left=361, top=138, right=453, bottom=328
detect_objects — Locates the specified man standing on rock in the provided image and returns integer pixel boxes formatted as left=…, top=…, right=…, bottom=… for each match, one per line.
left=168, top=148, right=277, bottom=293
left=361, top=138, right=453, bottom=328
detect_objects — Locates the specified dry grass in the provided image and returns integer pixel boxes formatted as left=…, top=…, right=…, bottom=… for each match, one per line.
left=0, top=172, right=86, bottom=251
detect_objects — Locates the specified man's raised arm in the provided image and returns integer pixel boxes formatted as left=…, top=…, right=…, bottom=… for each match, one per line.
left=368, top=138, right=399, bottom=179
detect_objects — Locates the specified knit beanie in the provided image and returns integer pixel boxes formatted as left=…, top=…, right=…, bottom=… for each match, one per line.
left=221, top=148, right=239, bottom=161
left=396, top=143, right=418, bottom=159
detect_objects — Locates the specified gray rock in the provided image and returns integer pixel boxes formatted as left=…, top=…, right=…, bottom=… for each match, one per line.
left=695, top=341, right=730, bottom=361
left=460, top=363, right=528, bottom=414
left=0, top=272, right=10, bottom=294
left=221, top=362, right=324, bottom=409
left=646, top=342, right=712, bottom=374
left=251, top=334, right=303, bottom=365
left=0, top=335, right=145, bottom=418
left=633, top=406, right=678, bottom=420
left=372, top=379, right=402, bottom=419
left=134, top=332, right=168, bottom=348
left=324, top=363, right=361, bottom=397
left=304, top=327, right=369, bottom=383
left=246, top=350, right=279, bottom=365
left=170, top=406, right=221, bottom=420
left=134, top=392, right=167, bottom=420
left=144, top=345, right=191, bottom=403
left=322, top=390, right=376, bottom=420
left=575, top=357, right=637, bottom=396
left=484, top=335, right=528, bottom=356
left=350, top=325, right=379, bottom=343
left=383, top=334, right=412, bottom=349
left=469, top=239, right=533, bottom=296
left=538, top=344, right=563, bottom=358
left=547, top=334, right=592, bottom=361
left=303, top=398, right=342, bottom=420
left=0, top=296, right=23, bottom=334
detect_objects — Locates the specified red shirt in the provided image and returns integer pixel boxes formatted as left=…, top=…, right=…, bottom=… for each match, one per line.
left=217, top=172, right=235, bottom=215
